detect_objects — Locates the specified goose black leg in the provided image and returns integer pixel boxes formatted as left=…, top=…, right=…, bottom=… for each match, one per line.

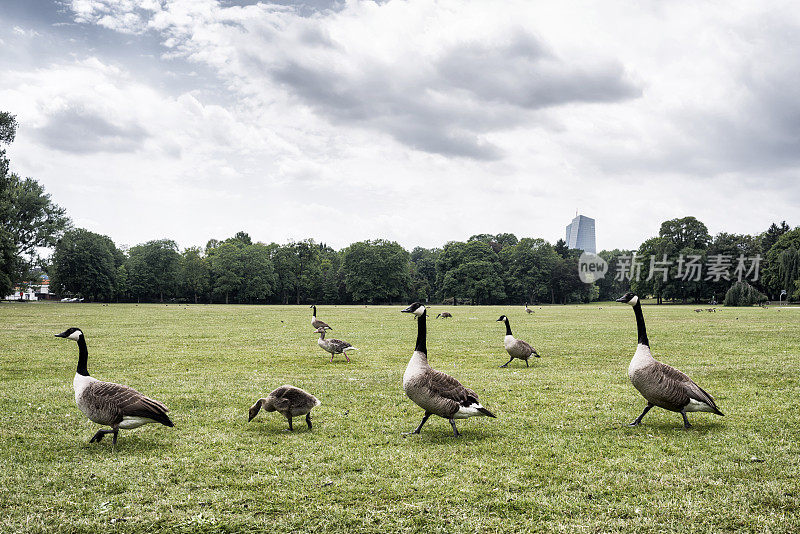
left=449, top=419, right=460, bottom=437
left=525, top=359, right=529, bottom=368
left=111, top=428, right=119, bottom=446
left=306, top=413, right=313, bottom=430
left=89, top=429, right=113, bottom=443
left=500, top=357, right=514, bottom=368
left=285, top=416, right=294, bottom=432
left=629, top=404, right=653, bottom=426
left=680, top=411, right=692, bottom=429
left=403, top=412, right=431, bottom=435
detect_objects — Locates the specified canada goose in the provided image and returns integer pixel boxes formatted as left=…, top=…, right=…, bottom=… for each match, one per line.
left=54, top=328, right=173, bottom=446
left=400, top=302, right=496, bottom=437
left=249, top=385, right=320, bottom=431
left=310, top=305, right=332, bottom=330
left=436, top=312, right=452, bottom=319
left=694, top=309, right=703, bottom=313
left=616, top=292, right=724, bottom=429
left=496, top=315, right=539, bottom=367
left=525, top=303, right=534, bottom=314
left=314, top=327, right=357, bottom=362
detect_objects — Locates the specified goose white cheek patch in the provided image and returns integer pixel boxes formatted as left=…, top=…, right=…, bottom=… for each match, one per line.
left=68, top=330, right=83, bottom=340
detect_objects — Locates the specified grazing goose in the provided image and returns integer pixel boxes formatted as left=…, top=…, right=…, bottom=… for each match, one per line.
left=525, top=303, right=534, bottom=314
left=314, top=327, right=357, bottom=362
left=497, top=315, right=539, bottom=367
left=436, top=312, right=453, bottom=319
left=400, top=302, right=496, bottom=437
left=249, top=385, right=321, bottom=431
left=616, top=292, right=724, bottom=429
left=310, top=305, right=332, bottom=331
left=55, top=327, right=173, bottom=446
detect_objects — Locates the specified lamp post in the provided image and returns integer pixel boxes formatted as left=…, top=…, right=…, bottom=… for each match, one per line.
left=779, top=289, right=787, bottom=305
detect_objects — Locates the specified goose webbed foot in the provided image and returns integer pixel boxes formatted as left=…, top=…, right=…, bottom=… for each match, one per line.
left=89, top=429, right=113, bottom=443
left=306, top=413, right=312, bottom=430
left=629, top=404, right=653, bottom=427
left=449, top=419, right=461, bottom=438
left=403, top=413, right=431, bottom=436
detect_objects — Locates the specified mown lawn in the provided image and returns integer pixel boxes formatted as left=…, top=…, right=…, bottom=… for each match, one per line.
left=0, top=301, right=798, bottom=533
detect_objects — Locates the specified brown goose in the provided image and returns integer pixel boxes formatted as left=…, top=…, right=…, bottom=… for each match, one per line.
left=525, top=302, right=534, bottom=314
left=400, top=302, right=496, bottom=437
left=310, top=305, right=332, bottom=330
left=497, top=315, right=539, bottom=367
left=249, top=385, right=321, bottom=431
left=55, top=327, right=173, bottom=446
left=616, top=292, right=724, bottom=429
left=436, top=312, right=452, bottom=319
left=314, top=327, right=357, bottom=362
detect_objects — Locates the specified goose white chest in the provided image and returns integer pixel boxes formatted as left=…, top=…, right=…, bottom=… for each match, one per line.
left=403, top=351, right=428, bottom=391
left=628, top=343, right=655, bottom=381
left=73, top=373, right=97, bottom=406
left=503, top=335, right=516, bottom=350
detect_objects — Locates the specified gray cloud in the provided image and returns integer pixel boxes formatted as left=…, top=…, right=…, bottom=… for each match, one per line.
left=36, top=106, right=148, bottom=153
left=262, top=30, right=639, bottom=160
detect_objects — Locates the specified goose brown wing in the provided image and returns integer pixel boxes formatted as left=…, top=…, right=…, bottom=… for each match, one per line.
left=329, top=338, right=352, bottom=352
left=270, top=386, right=309, bottom=411
left=313, top=318, right=331, bottom=330
left=427, top=369, right=480, bottom=408
left=89, top=381, right=173, bottom=427
left=515, top=339, right=535, bottom=357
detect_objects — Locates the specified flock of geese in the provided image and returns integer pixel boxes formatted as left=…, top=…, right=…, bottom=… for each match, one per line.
left=54, top=292, right=724, bottom=446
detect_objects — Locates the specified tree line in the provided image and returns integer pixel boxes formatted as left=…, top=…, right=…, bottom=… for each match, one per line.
left=2, top=110, right=799, bottom=304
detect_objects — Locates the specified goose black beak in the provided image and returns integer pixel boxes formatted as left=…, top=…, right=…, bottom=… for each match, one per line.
left=54, top=331, right=68, bottom=338
left=615, top=296, right=627, bottom=303
left=400, top=307, right=413, bottom=313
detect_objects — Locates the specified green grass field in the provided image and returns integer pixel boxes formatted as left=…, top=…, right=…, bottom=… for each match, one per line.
left=1, top=302, right=798, bottom=533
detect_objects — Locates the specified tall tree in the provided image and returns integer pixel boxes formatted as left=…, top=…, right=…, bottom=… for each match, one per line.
left=50, top=229, right=120, bottom=301
left=181, top=247, right=210, bottom=304
left=341, top=239, right=410, bottom=303
left=659, top=216, right=711, bottom=250
left=763, top=228, right=800, bottom=298
left=0, top=111, right=70, bottom=297
left=126, top=239, right=181, bottom=302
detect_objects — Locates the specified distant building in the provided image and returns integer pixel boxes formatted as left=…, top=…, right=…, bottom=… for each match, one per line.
left=565, top=214, right=596, bottom=253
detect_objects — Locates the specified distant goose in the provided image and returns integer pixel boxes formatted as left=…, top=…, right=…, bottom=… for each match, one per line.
left=400, top=302, right=496, bottom=437
left=310, top=305, right=332, bottom=331
left=525, top=303, right=534, bottom=314
left=497, top=315, right=539, bottom=367
left=249, top=385, right=320, bottom=431
left=436, top=312, right=452, bottom=319
left=616, top=292, right=724, bottom=429
left=55, top=328, right=173, bottom=446
left=314, top=327, right=357, bottom=362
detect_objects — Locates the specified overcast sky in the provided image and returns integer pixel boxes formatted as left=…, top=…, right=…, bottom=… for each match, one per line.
left=1, top=0, right=798, bottom=252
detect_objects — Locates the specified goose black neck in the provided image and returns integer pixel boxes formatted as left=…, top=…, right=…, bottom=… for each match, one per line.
left=415, top=310, right=427, bottom=354
left=633, top=302, right=649, bottom=346
left=311, top=305, right=316, bottom=316
left=504, top=318, right=513, bottom=336
left=76, top=335, right=89, bottom=376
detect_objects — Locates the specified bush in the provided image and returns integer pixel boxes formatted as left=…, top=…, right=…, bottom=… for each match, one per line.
left=724, top=280, right=767, bottom=306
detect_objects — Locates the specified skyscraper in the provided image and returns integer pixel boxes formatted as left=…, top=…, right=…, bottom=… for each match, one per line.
left=565, top=214, right=596, bottom=253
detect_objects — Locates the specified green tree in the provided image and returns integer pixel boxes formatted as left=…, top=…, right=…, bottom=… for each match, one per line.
left=50, top=229, right=120, bottom=301
left=632, top=237, right=674, bottom=304
left=181, top=247, right=210, bottom=304
left=763, top=228, right=800, bottom=298
left=659, top=216, right=711, bottom=250
left=0, top=111, right=70, bottom=297
left=500, top=238, right=559, bottom=303
left=761, top=221, right=790, bottom=256
left=438, top=240, right=505, bottom=304
left=126, top=239, right=181, bottom=302
left=341, top=239, right=410, bottom=303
